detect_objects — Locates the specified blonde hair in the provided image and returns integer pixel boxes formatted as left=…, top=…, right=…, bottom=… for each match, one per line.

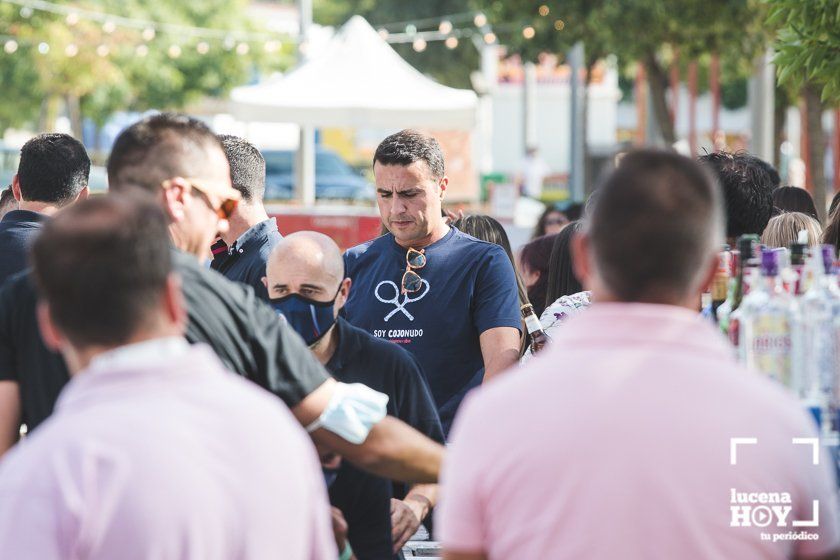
left=761, top=212, right=823, bottom=248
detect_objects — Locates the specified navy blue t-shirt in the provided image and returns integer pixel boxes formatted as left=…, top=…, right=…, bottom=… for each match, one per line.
left=343, top=227, right=521, bottom=434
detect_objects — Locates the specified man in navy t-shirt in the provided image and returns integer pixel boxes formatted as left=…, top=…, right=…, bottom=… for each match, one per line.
left=343, top=130, right=521, bottom=435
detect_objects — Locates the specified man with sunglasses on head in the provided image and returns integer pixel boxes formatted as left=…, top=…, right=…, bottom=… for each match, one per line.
left=342, top=130, right=522, bottom=436
left=0, top=114, right=444, bottom=487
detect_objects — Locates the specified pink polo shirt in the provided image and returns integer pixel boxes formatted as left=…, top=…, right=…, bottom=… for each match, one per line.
left=437, top=303, right=840, bottom=560
left=0, top=338, right=336, bottom=560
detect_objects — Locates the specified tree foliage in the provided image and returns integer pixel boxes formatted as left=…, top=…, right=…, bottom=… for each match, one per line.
left=315, top=0, right=479, bottom=89
left=768, top=0, right=840, bottom=103
left=0, top=0, right=290, bottom=135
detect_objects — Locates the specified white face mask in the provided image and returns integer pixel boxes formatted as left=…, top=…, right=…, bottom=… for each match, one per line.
left=305, top=382, right=389, bottom=444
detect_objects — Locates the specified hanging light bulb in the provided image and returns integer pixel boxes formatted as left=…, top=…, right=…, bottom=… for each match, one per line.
left=377, top=28, right=389, bottom=40
left=142, top=27, right=156, bottom=41
left=483, top=32, right=496, bottom=44
left=223, top=36, right=236, bottom=50
left=474, top=13, right=487, bottom=27
left=539, top=5, right=550, bottom=16
left=405, top=24, right=417, bottom=35
left=439, top=20, right=452, bottom=34
left=102, top=21, right=116, bottom=34
left=523, top=26, right=536, bottom=39
left=96, top=44, right=110, bottom=57
left=38, top=42, right=50, bottom=54
left=64, top=43, right=78, bottom=57
left=65, top=12, right=80, bottom=26
left=554, top=19, right=565, bottom=31
left=168, top=44, right=182, bottom=58
left=445, top=36, right=458, bottom=49
left=136, top=44, right=149, bottom=57
left=3, top=40, right=18, bottom=54
left=19, top=7, right=33, bottom=18
left=236, top=42, right=249, bottom=55
left=412, top=37, right=427, bottom=52
left=263, top=41, right=281, bottom=53
left=196, top=41, right=210, bottom=54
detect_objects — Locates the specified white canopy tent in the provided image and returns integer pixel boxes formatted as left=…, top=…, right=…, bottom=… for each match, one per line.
left=229, top=15, right=478, bottom=203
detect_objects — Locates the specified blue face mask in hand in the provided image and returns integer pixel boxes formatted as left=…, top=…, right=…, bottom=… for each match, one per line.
left=270, top=290, right=339, bottom=346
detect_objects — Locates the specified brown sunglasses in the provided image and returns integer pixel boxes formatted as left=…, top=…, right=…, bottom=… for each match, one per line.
left=401, top=248, right=426, bottom=294
left=161, top=178, right=238, bottom=220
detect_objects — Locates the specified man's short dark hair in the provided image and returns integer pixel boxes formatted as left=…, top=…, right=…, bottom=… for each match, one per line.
left=373, top=129, right=445, bottom=179
left=31, top=194, right=173, bottom=348
left=698, top=151, right=778, bottom=238
left=589, top=149, right=723, bottom=303
left=218, top=135, right=265, bottom=202
left=17, top=133, right=90, bottom=205
left=0, top=185, right=15, bottom=212
left=107, top=112, right=223, bottom=192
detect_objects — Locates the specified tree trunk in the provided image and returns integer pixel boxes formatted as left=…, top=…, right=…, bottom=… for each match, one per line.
left=773, top=85, right=789, bottom=171
left=38, top=95, right=61, bottom=132
left=802, top=83, right=827, bottom=222
left=643, top=50, right=676, bottom=146
left=65, top=94, right=83, bottom=140
left=582, top=59, right=597, bottom=196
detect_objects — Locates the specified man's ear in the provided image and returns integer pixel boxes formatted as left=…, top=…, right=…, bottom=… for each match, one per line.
left=571, top=231, right=593, bottom=290
left=74, top=186, right=90, bottom=203
left=36, top=301, right=64, bottom=352
left=334, top=277, right=352, bottom=316
left=438, top=176, right=448, bottom=200
left=698, top=251, right=719, bottom=296
left=161, top=180, right=188, bottom=222
left=261, top=276, right=268, bottom=290
left=11, top=175, right=21, bottom=202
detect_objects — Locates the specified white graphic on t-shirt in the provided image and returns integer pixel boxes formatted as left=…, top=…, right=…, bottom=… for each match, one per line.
left=374, top=279, right=430, bottom=321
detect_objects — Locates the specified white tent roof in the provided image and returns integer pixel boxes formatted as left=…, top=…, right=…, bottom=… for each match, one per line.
left=230, top=16, right=478, bottom=130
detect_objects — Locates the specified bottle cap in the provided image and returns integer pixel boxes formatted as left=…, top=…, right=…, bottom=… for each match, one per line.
left=760, top=247, right=779, bottom=276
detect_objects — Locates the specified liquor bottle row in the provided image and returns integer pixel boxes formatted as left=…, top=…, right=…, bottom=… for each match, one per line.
left=711, top=236, right=840, bottom=438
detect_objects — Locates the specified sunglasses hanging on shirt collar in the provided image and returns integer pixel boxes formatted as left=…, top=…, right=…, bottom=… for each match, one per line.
left=401, top=247, right=426, bottom=294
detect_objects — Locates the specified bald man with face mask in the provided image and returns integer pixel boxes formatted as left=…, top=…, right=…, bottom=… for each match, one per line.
left=265, top=232, right=445, bottom=557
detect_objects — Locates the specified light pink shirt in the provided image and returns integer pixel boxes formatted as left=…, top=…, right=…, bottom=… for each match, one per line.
left=0, top=338, right=336, bottom=560
left=437, top=303, right=840, bottom=560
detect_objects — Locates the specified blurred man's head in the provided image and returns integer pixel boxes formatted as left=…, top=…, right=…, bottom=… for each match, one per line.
left=698, top=151, right=778, bottom=240
left=373, top=130, right=448, bottom=247
left=218, top=135, right=266, bottom=204
left=264, top=231, right=350, bottom=347
left=573, top=149, right=723, bottom=307
left=107, top=113, right=240, bottom=259
left=31, top=194, right=185, bottom=374
left=13, top=133, right=90, bottom=210
left=0, top=185, right=17, bottom=219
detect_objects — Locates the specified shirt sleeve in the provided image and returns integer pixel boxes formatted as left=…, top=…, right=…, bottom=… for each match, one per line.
left=0, top=453, right=65, bottom=559
left=435, top=392, right=488, bottom=554
left=177, top=252, right=329, bottom=408
left=471, top=245, right=522, bottom=335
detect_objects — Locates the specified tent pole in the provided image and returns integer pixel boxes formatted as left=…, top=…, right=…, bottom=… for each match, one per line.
left=297, top=0, right=316, bottom=207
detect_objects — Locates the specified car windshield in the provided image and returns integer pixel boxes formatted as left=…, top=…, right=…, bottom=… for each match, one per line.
left=264, top=151, right=352, bottom=176
left=264, top=151, right=294, bottom=175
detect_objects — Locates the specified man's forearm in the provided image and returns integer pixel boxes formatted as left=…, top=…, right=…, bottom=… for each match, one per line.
left=312, top=416, right=443, bottom=483
left=404, top=483, right=438, bottom=521
left=0, top=381, right=21, bottom=457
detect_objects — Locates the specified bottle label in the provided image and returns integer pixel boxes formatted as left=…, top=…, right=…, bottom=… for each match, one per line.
left=524, top=314, right=543, bottom=335
left=712, top=276, right=728, bottom=301
left=747, top=315, right=793, bottom=386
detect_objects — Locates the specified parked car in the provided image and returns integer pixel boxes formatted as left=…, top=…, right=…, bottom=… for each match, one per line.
left=263, top=147, right=373, bottom=201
